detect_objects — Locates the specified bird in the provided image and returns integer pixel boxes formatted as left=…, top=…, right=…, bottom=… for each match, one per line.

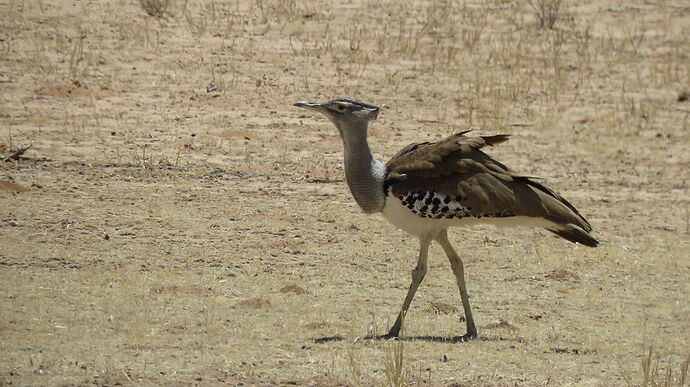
left=293, top=98, right=598, bottom=341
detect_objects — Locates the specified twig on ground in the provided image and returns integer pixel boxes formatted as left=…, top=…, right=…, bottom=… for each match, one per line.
left=3, top=145, right=31, bottom=162
left=121, top=366, right=135, bottom=384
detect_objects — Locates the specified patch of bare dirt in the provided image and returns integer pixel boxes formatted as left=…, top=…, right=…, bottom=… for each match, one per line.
left=0, top=181, right=29, bottom=193
left=303, top=322, right=329, bottom=330
left=215, top=129, right=255, bottom=139
left=545, top=269, right=581, bottom=281
left=35, top=80, right=111, bottom=99
left=150, top=285, right=218, bottom=296
left=280, top=284, right=309, bottom=294
left=484, top=319, right=518, bottom=332
left=236, top=297, right=271, bottom=308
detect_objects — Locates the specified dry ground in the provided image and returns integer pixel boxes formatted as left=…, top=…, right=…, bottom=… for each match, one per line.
left=1, top=0, right=689, bottom=385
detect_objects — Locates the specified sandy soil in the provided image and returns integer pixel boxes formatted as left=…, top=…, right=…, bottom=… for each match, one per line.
left=1, top=0, right=689, bottom=385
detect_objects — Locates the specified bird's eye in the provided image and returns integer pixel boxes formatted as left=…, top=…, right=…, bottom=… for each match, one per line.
left=337, top=105, right=346, bottom=111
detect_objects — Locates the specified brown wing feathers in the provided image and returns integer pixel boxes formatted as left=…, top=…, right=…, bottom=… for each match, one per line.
left=385, top=132, right=598, bottom=247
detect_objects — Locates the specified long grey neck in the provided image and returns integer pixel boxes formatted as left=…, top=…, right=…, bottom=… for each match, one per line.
left=336, top=121, right=386, bottom=214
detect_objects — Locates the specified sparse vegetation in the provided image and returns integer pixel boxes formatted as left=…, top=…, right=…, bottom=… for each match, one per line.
left=640, top=346, right=689, bottom=387
left=138, top=0, right=171, bottom=18
left=620, top=345, right=690, bottom=387
left=1, top=0, right=688, bottom=385
left=526, top=0, right=563, bottom=29
left=384, top=340, right=411, bottom=387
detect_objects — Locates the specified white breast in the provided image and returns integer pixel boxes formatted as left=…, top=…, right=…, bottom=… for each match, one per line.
left=381, top=195, right=457, bottom=237
left=380, top=194, right=557, bottom=238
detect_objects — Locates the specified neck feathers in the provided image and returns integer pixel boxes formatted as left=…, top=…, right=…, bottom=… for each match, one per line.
left=337, top=121, right=386, bottom=213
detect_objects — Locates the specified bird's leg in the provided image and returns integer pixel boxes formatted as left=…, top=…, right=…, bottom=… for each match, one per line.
left=384, top=235, right=432, bottom=339
left=436, top=230, right=477, bottom=340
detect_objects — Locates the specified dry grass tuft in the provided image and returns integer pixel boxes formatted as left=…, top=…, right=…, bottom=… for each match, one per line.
left=625, top=345, right=690, bottom=387
left=526, top=0, right=563, bottom=29
left=138, top=0, right=171, bottom=18
left=383, top=340, right=410, bottom=387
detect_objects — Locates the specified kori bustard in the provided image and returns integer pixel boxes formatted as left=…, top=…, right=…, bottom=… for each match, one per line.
left=294, top=98, right=598, bottom=340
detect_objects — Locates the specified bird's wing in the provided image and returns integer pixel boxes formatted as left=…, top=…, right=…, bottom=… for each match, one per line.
left=385, top=131, right=593, bottom=232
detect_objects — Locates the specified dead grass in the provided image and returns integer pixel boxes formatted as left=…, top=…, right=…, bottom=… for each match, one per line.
left=1, top=0, right=689, bottom=385
left=137, top=0, right=172, bottom=18
left=545, top=268, right=580, bottom=281
left=527, top=0, right=564, bottom=29
left=619, top=344, right=690, bottom=387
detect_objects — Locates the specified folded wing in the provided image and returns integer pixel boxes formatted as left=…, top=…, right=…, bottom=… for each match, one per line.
left=385, top=132, right=597, bottom=246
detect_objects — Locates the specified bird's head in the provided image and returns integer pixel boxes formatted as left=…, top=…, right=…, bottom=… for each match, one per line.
left=293, top=98, right=379, bottom=131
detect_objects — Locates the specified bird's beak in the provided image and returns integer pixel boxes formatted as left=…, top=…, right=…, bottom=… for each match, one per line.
left=293, top=101, right=322, bottom=109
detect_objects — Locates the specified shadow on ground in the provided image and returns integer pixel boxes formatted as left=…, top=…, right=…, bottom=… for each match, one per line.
left=314, top=334, right=521, bottom=344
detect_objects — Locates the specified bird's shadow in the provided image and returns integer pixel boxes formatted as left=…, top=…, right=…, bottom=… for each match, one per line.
left=314, top=334, right=510, bottom=344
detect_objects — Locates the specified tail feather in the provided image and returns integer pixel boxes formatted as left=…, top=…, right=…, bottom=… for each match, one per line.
left=548, top=224, right=599, bottom=247
left=523, top=178, right=593, bottom=232
left=481, top=134, right=511, bottom=147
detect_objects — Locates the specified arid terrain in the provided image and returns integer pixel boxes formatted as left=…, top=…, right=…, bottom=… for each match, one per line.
left=1, top=0, right=689, bottom=385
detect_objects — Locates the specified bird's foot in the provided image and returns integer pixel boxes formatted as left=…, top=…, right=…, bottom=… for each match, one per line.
left=453, top=331, right=477, bottom=342
left=364, top=329, right=399, bottom=341
left=377, top=332, right=400, bottom=340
